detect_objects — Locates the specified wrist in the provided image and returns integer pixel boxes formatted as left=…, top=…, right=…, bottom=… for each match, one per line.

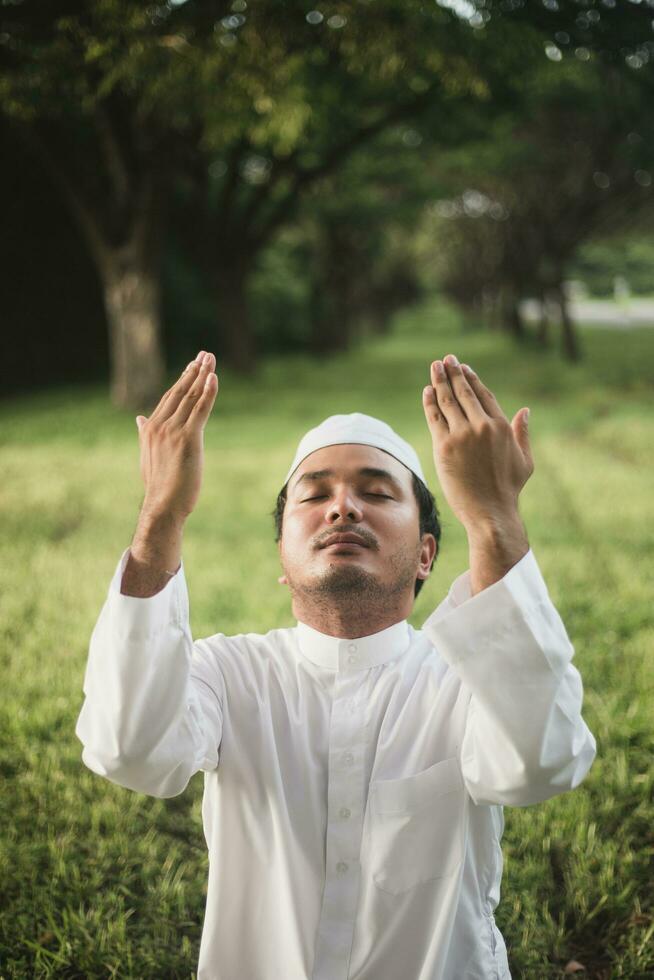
left=129, top=507, right=184, bottom=569
left=123, top=511, right=184, bottom=597
left=466, top=513, right=530, bottom=568
left=465, top=510, right=525, bottom=544
left=138, top=504, right=187, bottom=536
left=465, top=513, right=529, bottom=597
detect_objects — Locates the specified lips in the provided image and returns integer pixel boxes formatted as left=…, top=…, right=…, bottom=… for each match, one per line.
left=321, top=534, right=368, bottom=549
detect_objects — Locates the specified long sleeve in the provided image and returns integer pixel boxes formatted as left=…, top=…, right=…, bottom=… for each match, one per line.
left=421, top=548, right=597, bottom=807
left=75, top=548, right=224, bottom=799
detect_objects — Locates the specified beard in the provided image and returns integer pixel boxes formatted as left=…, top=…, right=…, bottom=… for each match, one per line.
left=285, top=542, right=421, bottom=617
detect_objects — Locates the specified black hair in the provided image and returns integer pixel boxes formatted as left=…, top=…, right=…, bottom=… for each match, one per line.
left=271, top=471, right=441, bottom=598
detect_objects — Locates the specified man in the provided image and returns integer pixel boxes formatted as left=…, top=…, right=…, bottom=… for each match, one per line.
left=76, top=349, right=597, bottom=980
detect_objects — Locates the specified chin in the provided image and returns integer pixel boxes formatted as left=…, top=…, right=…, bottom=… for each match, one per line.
left=308, top=563, right=380, bottom=595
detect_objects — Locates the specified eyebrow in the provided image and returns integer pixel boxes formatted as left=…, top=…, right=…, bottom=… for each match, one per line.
left=293, top=467, right=405, bottom=495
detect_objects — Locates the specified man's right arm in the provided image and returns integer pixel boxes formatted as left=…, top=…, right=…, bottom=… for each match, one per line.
left=75, top=537, right=224, bottom=798
left=76, top=349, right=223, bottom=797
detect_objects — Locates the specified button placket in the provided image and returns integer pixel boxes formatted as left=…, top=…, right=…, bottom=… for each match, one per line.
left=346, top=641, right=359, bottom=667
left=312, top=669, right=369, bottom=980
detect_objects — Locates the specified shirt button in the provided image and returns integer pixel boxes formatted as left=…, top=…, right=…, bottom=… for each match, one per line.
left=348, top=643, right=357, bottom=652
left=343, top=752, right=354, bottom=765
left=336, top=861, right=349, bottom=874
left=348, top=654, right=358, bottom=664
left=340, top=807, right=351, bottom=819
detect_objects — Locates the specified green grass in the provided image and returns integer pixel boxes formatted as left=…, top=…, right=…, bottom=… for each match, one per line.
left=1, top=295, right=652, bottom=979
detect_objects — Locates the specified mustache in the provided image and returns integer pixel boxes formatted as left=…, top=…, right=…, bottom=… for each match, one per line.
left=316, top=527, right=379, bottom=551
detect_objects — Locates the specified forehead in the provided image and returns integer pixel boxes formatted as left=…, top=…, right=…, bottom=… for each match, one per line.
left=290, top=443, right=411, bottom=491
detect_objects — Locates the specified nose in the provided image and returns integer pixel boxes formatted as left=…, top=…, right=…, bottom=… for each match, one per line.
left=326, top=487, right=363, bottom=524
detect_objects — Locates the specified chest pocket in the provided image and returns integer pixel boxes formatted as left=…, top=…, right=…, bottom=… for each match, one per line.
left=366, top=755, right=466, bottom=896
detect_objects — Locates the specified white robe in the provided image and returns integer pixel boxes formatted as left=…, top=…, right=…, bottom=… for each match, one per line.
left=76, top=546, right=596, bottom=980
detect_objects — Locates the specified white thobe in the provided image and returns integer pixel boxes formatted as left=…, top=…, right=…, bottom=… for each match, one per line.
left=75, top=545, right=596, bottom=980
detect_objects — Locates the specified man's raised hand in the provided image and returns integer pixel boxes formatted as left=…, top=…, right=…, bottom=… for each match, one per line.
left=422, top=354, right=533, bottom=532
left=135, top=350, right=218, bottom=524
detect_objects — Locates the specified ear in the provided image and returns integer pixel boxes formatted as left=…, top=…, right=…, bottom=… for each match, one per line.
left=417, top=533, right=437, bottom=579
left=276, top=538, right=287, bottom=585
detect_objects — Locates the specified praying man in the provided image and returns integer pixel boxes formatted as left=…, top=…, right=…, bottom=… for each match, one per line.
left=76, top=349, right=597, bottom=980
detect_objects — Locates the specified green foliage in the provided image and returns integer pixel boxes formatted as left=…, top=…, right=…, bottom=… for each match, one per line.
left=571, top=236, right=654, bottom=297
left=418, top=50, right=653, bottom=309
left=4, top=0, right=653, bottom=399
left=0, top=297, right=653, bottom=977
left=248, top=228, right=313, bottom=354
left=162, top=226, right=314, bottom=358
left=0, top=0, right=486, bottom=150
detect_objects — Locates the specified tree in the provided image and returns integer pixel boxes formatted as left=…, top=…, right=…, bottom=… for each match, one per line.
left=169, top=0, right=532, bottom=373
left=0, top=1, right=203, bottom=408
left=286, top=124, right=443, bottom=355
left=0, top=0, right=512, bottom=397
left=421, top=52, right=654, bottom=360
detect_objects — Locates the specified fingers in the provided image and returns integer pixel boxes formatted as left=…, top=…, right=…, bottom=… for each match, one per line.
left=423, top=355, right=507, bottom=438
left=460, top=363, right=507, bottom=421
left=427, top=358, right=468, bottom=433
left=189, top=368, right=219, bottom=429
left=437, top=357, right=490, bottom=427
left=169, top=351, right=217, bottom=427
left=148, top=352, right=205, bottom=425
left=422, top=382, right=449, bottom=436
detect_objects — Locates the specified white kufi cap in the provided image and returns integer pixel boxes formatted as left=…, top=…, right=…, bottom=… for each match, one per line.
left=283, top=412, right=427, bottom=488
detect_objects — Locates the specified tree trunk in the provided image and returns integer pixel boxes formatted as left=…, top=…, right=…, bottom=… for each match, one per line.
left=536, top=290, right=550, bottom=347
left=309, top=280, right=352, bottom=354
left=500, top=286, right=525, bottom=338
left=365, top=268, right=422, bottom=336
left=366, top=301, right=393, bottom=336
left=102, top=247, right=166, bottom=411
left=556, top=284, right=582, bottom=361
left=213, top=255, right=257, bottom=374
left=358, top=283, right=393, bottom=337
left=308, top=228, right=355, bottom=355
left=24, top=130, right=169, bottom=410
left=482, top=288, right=502, bottom=331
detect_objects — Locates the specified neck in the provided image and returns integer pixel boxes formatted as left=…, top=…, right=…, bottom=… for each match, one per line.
left=291, top=593, right=412, bottom=639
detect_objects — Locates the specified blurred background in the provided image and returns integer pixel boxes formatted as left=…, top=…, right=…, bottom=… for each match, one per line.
left=1, top=2, right=653, bottom=979
left=1, top=0, right=653, bottom=405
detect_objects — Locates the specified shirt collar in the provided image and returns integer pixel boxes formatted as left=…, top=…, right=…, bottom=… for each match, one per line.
left=295, top=617, right=411, bottom=672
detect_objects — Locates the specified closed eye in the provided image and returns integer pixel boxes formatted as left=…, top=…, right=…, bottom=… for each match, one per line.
left=301, top=493, right=393, bottom=502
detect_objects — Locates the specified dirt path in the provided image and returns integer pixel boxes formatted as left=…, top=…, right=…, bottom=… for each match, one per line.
left=520, top=298, right=654, bottom=329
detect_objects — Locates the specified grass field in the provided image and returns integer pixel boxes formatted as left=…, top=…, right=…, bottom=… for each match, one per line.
left=1, top=296, right=652, bottom=979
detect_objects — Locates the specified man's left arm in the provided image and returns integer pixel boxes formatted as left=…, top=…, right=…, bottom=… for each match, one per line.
left=421, top=517, right=597, bottom=807
left=421, top=356, right=597, bottom=806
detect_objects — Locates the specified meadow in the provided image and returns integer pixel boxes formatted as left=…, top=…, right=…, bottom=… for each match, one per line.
left=1, top=296, right=652, bottom=979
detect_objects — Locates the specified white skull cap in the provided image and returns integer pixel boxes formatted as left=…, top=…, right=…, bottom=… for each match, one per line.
left=283, top=412, right=427, bottom=489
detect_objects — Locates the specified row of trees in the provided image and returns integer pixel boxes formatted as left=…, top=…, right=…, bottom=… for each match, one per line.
left=429, top=52, right=654, bottom=360
left=1, top=0, right=652, bottom=406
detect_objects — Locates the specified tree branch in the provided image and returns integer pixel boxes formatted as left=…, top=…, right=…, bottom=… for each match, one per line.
left=248, top=85, right=441, bottom=250
left=18, top=122, right=109, bottom=269
left=217, top=135, right=251, bottom=225
left=93, top=102, right=131, bottom=210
